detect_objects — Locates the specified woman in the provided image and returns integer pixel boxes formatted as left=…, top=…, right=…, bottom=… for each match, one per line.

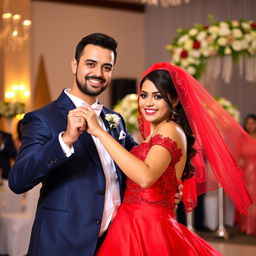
left=244, top=114, right=256, bottom=139
left=82, top=63, right=254, bottom=255
left=236, top=114, right=256, bottom=235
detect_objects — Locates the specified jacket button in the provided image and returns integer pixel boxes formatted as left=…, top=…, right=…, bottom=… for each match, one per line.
left=98, top=190, right=105, bottom=195
left=95, top=219, right=101, bottom=225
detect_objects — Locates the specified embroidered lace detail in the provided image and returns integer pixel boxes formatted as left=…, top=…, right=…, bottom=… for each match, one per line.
left=123, top=134, right=182, bottom=210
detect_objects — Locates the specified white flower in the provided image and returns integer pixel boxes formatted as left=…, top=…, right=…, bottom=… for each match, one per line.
left=217, top=37, right=228, bottom=46
left=241, top=22, right=251, bottom=31
left=201, top=47, right=210, bottom=57
left=251, top=31, right=256, bottom=39
left=187, top=66, right=196, bottom=75
left=224, top=46, right=232, bottom=55
left=177, top=34, right=189, bottom=45
left=0, top=101, right=25, bottom=118
left=251, top=40, right=256, bottom=49
left=113, top=94, right=138, bottom=133
left=200, top=39, right=208, bottom=48
left=219, top=27, right=231, bottom=36
left=208, top=25, right=219, bottom=35
left=184, top=39, right=193, bottom=50
left=232, top=40, right=242, bottom=51
left=215, top=97, right=240, bottom=122
left=187, top=57, right=199, bottom=65
left=167, top=16, right=256, bottom=80
left=219, top=22, right=229, bottom=28
left=244, top=33, right=252, bottom=43
left=241, top=40, right=249, bottom=50
left=232, top=28, right=243, bottom=39
left=248, top=46, right=255, bottom=54
left=189, top=49, right=201, bottom=58
left=196, top=31, right=207, bottom=41
left=105, top=113, right=121, bottom=129
left=181, top=59, right=189, bottom=67
left=188, top=28, right=198, bottom=36
left=231, top=20, right=239, bottom=27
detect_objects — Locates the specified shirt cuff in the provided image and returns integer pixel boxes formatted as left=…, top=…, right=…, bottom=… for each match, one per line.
left=59, top=132, right=74, bottom=157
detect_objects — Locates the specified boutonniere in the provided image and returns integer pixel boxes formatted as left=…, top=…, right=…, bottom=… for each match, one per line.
left=105, top=113, right=121, bottom=129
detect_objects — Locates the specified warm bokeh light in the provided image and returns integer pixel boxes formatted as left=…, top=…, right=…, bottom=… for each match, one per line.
left=16, top=113, right=25, bottom=120
left=5, top=91, right=15, bottom=98
left=5, top=84, right=30, bottom=102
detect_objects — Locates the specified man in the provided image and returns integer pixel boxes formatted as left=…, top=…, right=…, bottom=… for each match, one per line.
left=9, top=33, right=181, bottom=256
left=0, top=125, right=17, bottom=182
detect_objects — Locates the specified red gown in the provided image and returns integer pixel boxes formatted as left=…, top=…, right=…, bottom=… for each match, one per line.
left=236, top=138, right=256, bottom=235
left=97, top=135, right=222, bottom=256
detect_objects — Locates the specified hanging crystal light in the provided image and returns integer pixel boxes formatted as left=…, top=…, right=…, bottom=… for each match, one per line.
left=0, top=0, right=32, bottom=51
left=139, top=0, right=191, bottom=7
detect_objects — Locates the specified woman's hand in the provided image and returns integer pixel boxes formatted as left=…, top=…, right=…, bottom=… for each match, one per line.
left=83, top=106, right=104, bottom=137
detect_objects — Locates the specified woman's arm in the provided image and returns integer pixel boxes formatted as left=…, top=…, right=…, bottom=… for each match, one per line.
left=83, top=106, right=186, bottom=188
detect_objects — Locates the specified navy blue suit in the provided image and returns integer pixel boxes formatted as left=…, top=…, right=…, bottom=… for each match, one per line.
left=0, top=130, right=17, bottom=179
left=8, top=91, right=136, bottom=256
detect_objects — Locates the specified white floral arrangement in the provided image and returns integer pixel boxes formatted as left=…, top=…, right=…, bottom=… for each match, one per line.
left=0, top=101, right=26, bottom=118
left=166, top=15, right=256, bottom=79
left=113, top=94, right=138, bottom=133
left=105, top=113, right=121, bottom=129
left=215, top=97, right=240, bottom=122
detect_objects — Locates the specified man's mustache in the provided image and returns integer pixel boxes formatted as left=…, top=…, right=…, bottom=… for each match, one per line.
left=85, top=76, right=106, bottom=83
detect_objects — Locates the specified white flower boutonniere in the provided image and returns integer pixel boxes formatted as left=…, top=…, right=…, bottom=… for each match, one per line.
left=105, top=113, right=121, bottom=129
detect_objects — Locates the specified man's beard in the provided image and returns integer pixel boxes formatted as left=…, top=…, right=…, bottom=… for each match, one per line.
left=76, top=76, right=108, bottom=96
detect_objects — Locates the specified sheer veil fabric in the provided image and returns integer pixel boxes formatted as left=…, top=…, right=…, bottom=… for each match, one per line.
left=138, top=62, right=255, bottom=214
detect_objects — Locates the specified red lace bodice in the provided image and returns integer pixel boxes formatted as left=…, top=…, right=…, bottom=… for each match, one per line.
left=123, top=134, right=182, bottom=211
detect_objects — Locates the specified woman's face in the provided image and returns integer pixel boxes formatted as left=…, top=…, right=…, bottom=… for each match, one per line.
left=139, top=79, right=171, bottom=124
left=245, top=117, right=256, bottom=134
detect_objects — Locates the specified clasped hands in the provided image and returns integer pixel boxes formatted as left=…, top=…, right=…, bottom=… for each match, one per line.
left=62, top=106, right=183, bottom=207
left=62, top=106, right=102, bottom=147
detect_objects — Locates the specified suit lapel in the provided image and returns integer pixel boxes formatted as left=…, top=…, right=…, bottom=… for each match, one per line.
left=78, top=132, right=103, bottom=169
left=57, top=90, right=76, bottom=123
left=100, top=108, right=125, bottom=192
left=57, top=91, right=102, bottom=169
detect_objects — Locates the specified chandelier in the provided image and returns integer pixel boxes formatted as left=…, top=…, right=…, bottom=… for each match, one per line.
left=0, top=0, right=32, bottom=51
left=139, top=0, right=191, bottom=7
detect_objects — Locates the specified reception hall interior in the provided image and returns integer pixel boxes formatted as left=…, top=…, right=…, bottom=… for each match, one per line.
left=0, top=0, right=256, bottom=255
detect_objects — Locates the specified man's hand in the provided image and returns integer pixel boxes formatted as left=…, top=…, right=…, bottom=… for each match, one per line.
left=174, top=184, right=183, bottom=211
left=62, top=107, right=87, bottom=147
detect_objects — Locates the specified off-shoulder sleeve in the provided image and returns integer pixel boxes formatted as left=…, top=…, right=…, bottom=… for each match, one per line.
left=150, top=134, right=182, bottom=165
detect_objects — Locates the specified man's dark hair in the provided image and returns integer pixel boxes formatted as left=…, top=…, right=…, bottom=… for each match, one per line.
left=75, top=33, right=118, bottom=64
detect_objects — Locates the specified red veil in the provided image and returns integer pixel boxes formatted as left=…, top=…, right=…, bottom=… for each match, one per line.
left=138, top=62, right=255, bottom=214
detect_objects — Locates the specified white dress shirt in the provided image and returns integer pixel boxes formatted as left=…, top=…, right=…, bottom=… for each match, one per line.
left=59, top=89, right=121, bottom=236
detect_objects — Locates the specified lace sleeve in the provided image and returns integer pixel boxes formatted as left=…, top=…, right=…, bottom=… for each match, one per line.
left=150, top=134, right=182, bottom=165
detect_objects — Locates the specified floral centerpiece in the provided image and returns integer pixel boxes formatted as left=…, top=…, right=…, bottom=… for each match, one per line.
left=0, top=101, right=26, bottom=118
left=166, top=15, right=256, bottom=79
left=113, top=94, right=138, bottom=133
left=215, top=97, right=240, bottom=122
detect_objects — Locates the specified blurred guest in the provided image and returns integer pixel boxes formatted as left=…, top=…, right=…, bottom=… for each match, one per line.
left=236, top=113, right=256, bottom=235
left=14, top=119, right=23, bottom=152
left=244, top=114, right=256, bottom=139
left=0, top=125, right=17, bottom=180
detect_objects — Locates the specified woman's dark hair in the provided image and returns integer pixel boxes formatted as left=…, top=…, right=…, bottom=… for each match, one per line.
left=140, top=70, right=196, bottom=181
left=243, top=113, right=256, bottom=132
left=75, top=33, right=118, bottom=64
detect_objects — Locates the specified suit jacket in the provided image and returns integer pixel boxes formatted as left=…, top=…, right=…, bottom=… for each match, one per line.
left=8, top=91, right=137, bottom=256
left=0, top=130, right=17, bottom=179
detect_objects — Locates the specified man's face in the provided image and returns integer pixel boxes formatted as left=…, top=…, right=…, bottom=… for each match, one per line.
left=72, top=44, right=115, bottom=97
